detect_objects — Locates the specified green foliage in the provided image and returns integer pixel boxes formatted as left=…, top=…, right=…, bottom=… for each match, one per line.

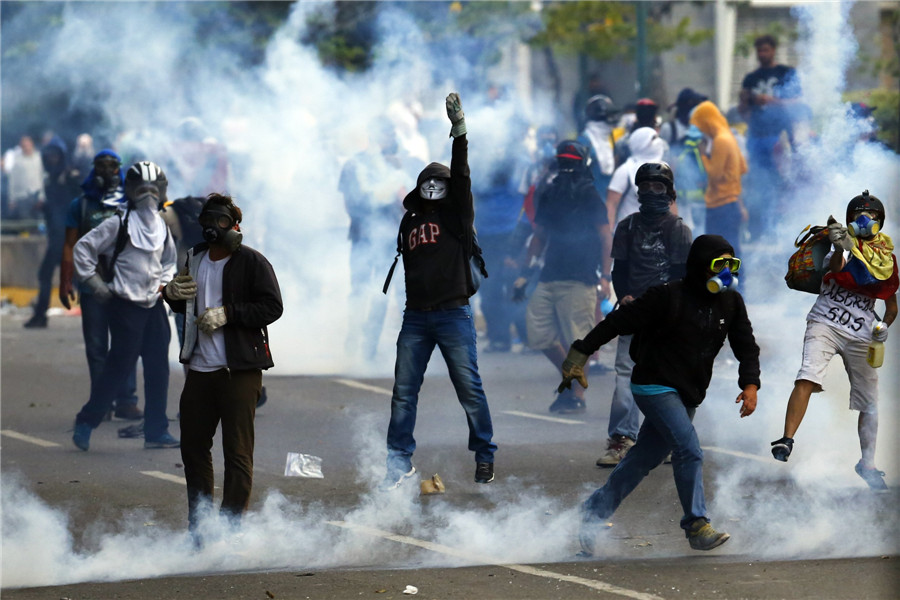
left=843, top=88, right=900, bottom=152
left=529, top=1, right=712, bottom=60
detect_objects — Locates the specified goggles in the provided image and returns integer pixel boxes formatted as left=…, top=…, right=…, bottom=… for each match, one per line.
left=199, top=211, right=234, bottom=230
left=710, top=256, right=741, bottom=274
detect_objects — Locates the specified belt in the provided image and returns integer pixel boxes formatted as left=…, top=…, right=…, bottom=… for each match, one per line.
left=415, top=298, right=469, bottom=312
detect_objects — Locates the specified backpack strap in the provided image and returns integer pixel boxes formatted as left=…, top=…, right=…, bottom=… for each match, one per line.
left=382, top=211, right=412, bottom=294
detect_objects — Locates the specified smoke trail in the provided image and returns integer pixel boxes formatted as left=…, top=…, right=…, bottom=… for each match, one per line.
left=698, top=0, right=900, bottom=556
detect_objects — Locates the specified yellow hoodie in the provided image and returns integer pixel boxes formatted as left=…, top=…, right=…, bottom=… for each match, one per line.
left=690, top=101, right=748, bottom=209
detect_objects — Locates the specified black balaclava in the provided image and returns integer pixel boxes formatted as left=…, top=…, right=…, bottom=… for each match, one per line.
left=685, top=234, right=735, bottom=292
left=637, top=191, right=672, bottom=218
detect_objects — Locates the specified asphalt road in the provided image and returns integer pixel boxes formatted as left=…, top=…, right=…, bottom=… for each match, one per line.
left=1, top=308, right=898, bottom=600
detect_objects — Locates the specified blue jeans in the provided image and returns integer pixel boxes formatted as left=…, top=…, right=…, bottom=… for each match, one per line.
left=80, top=291, right=139, bottom=407
left=76, top=298, right=171, bottom=439
left=386, top=305, right=497, bottom=473
left=744, top=134, right=782, bottom=241
left=608, top=335, right=640, bottom=440
left=583, top=390, right=706, bottom=530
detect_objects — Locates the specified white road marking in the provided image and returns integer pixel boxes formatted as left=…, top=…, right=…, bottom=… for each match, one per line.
left=501, top=410, right=586, bottom=425
left=140, top=470, right=187, bottom=485
left=332, top=378, right=392, bottom=396
left=326, top=521, right=663, bottom=600
left=702, top=446, right=770, bottom=463
left=0, top=429, right=61, bottom=447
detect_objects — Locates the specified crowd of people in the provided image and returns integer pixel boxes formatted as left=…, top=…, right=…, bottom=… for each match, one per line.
left=2, top=34, right=896, bottom=554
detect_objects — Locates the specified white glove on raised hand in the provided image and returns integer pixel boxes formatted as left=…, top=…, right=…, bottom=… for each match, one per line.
left=827, top=221, right=853, bottom=251
left=872, top=321, right=889, bottom=342
left=445, top=92, right=467, bottom=138
left=83, top=273, right=113, bottom=303
left=197, top=306, right=227, bottom=335
left=165, top=274, right=198, bottom=301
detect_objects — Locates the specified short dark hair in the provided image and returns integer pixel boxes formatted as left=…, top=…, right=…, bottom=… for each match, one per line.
left=203, top=193, right=242, bottom=223
left=754, top=34, right=777, bottom=49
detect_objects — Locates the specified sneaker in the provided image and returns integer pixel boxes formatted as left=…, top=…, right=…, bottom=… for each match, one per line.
left=72, top=422, right=92, bottom=451
left=117, top=421, right=144, bottom=438
left=854, top=461, right=888, bottom=490
left=663, top=452, right=673, bottom=464
left=686, top=519, right=730, bottom=551
left=23, top=315, right=47, bottom=329
left=144, top=432, right=180, bottom=449
left=771, top=437, right=794, bottom=462
left=578, top=510, right=612, bottom=557
left=595, top=435, right=635, bottom=467
left=378, top=466, right=416, bottom=491
left=475, top=462, right=494, bottom=484
left=484, top=341, right=511, bottom=353
left=114, top=404, right=144, bottom=420
left=256, top=386, right=268, bottom=409
left=549, top=390, right=586, bottom=414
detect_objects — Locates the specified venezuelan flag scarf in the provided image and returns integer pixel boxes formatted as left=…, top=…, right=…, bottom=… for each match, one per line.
left=824, top=232, right=898, bottom=299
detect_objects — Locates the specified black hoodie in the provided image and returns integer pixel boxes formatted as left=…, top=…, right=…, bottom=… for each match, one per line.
left=574, top=234, right=760, bottom=407
left=399, top=136, right=474, bottom=309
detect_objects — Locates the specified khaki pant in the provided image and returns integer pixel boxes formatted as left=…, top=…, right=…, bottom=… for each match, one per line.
left=525, top=280, right=597, bottom=350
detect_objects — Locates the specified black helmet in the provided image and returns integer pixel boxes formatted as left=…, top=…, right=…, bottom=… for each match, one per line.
left=635, top=161, right=675, bottom=197
left=585, top=94, right=614, bottom=122
left=846, top=190, right=885, bottom=227
left=556, top=140, right=589, bottom=173
left=125, top=161, right=168, bottom=203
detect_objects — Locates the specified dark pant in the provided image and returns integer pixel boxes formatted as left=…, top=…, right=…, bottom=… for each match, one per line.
left=180, top=368, right=262, bottom=531
left=80, top=291, right=139, bottom=408
left=75, top=298, right=170, bottom=438
left=32, top=222, right=65, bottom=318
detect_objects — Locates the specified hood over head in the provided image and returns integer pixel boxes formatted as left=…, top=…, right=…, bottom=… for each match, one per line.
left=685, top=234, right=735, bottom=291
left=628, top=127, right=666, bottom=163
left=404, top=161, right=451, bottom=210
left=670, top=88, right=708, bottom=125
left=80, top=149, right=124, bottom=200
left=41, top=135, right=68, bottom=176
left=689, top=100, right=730, bottom=138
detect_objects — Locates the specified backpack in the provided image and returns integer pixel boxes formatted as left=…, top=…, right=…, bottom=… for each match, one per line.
left=170, top=196, right=206, bottom=248
left=672, top=139, right=707, bottom=204
left=383, top=211, right=488, bottom=295
left=785, top=224, right=831, bottom=293
left=96, top=210, right=131, bottom=283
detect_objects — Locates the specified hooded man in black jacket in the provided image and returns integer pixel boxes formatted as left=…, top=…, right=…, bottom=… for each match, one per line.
left=162, top=193, right=282, bottom=538
left=561, top=234, right=760, bottom=554
left=381, top=92, right=498, bottom=490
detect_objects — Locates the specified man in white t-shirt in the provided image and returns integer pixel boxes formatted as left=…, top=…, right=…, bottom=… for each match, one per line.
left=771, top=191, right=897, bottom=490
left=162, top=193, right=283, bottom=541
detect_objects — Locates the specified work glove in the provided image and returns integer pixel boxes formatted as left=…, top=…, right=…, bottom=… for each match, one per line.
left=83, top=273, right=112, bottom=303
left=872, top=321, right=888, bottom=343
left=446, top=92, right=467, bottom=138
left=197, top=306, right=227, bottom=335
left=827, top=216, right=853, bottom=251
left=165, top=271, right=198, bottom=301
left=558, top=345, right=590, bottom=393
left=59, top=260, right=77, bottom=309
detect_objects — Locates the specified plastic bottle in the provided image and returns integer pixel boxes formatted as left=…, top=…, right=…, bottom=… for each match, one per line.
left=867, top=322, right=886, bottom=368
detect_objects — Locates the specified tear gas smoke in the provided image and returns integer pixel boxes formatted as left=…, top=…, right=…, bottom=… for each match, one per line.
left=1, top=0, right=898, bottom=590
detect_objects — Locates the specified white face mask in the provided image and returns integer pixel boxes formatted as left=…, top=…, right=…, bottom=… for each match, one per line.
left=419, top=177, right=448, bottom=200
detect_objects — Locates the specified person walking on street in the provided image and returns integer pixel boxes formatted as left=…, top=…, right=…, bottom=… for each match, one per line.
left=771, top=191, right=897, bottom=490
left=596, top=162, right=692, bottom=467
left=562, top=234, right=760, bottom=555
left=163, top=193, right=283, bottom=538
left=60, top=150, right=143, bottom=421
left=71, top=161, right=179, bottom=451
left=381, top=92, right=497, bottom=489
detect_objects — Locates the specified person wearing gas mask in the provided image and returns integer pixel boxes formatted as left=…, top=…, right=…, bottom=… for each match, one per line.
left=563, top=234, right=760, bottom=555
left=381, top=93, right=497, bottom=490
left=595, top=162, right=692, bottom=467
left=771, top=191, right=897, bottom=490
left=511, top=140, right=613, bottom=415
left=162, top=193, right=282, bottom=538
left=72, top=161, right=179, bottom=451
left=60, top=150, right=143, bottom=421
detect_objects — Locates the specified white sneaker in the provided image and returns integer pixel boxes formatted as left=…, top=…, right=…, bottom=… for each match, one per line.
left=595, top=436, right=635, bottom=467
